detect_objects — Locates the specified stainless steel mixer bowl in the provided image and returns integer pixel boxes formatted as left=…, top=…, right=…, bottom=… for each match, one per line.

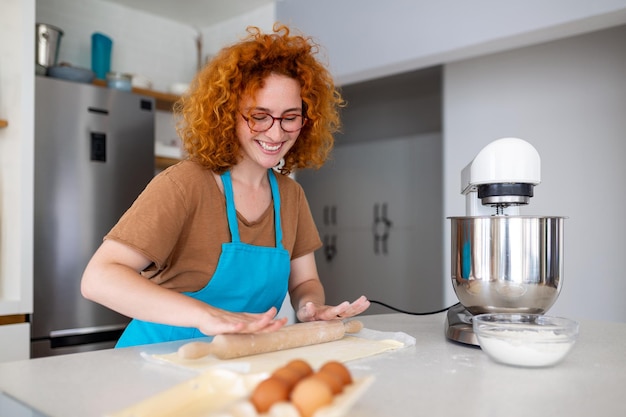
left=449, top=216, right=565, bottom=315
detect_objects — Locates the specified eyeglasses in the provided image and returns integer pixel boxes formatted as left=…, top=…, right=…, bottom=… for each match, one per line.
left=240, top=112, right=307, bottom=133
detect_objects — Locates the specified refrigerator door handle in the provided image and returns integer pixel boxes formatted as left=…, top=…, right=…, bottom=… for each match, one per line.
left=49, top=324, right=127, bottom=349
left=49, top=323, right=127, bottom=338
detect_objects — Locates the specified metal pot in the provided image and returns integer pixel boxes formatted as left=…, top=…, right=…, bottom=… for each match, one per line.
left=449, top=215, right=565, bottom=315
left=36, top=23, right=64, bottom=75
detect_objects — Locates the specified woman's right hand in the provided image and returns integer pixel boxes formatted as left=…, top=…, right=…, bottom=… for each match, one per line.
left=197, top=306, right=288, bottom=336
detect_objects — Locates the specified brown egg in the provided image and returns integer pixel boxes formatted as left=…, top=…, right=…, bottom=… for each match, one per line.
left=319, top=361, right=352, bottom=385
left=250, top=376, right=290, bottom=413
left=271, top=366, right=304, bottom=389
left=290, top=376, right=334, bottom=417
left=286, top=359, right=314, bottom=378
left=312, top=371, right=344, bottom=394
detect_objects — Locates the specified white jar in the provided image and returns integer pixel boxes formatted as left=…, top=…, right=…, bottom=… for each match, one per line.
left=106, top=72, right=132, bottom=91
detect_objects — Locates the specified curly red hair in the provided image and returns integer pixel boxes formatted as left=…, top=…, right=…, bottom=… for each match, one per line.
left=174, top=23, right=344, bottom=174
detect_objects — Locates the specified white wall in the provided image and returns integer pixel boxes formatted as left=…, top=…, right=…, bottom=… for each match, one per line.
left=36, top=0, right=276, bottom=92
left=201, top=4, right=275, bottom=59
left=0, top=0, right=35, bottom=361
left=444, top=25, right=626, bottom=322
left=277, top=0, right=626, bottom=85
left=36, top=0, right=197, bottom=92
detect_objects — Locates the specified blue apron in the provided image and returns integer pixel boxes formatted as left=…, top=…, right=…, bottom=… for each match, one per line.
left=116, top=169, right=291, bottom=347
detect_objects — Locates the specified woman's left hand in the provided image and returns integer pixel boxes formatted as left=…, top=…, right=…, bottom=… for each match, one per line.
left=297, top=295, right=370, bottom=322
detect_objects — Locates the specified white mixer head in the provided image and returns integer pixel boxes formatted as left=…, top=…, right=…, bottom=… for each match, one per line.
left=461, top=138, right=541, bottom=216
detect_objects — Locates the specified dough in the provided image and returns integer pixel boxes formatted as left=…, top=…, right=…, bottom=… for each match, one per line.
left=150, top=335, right=405, bottom=373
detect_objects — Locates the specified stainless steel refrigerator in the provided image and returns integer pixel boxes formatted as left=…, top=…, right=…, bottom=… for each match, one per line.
left=32, top=76, right=155, bottom=357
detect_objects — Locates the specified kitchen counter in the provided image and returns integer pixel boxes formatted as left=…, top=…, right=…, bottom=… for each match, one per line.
left=0, top=312, right=624, bottom=417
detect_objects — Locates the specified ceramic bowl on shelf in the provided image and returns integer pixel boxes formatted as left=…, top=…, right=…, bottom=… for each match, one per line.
left=106, top=72, right=133, bottom=91
left=47, top=65, right=95, bottom=84
left=168, top=82, right=189, bottom=95
left=131, top=74, right=153, bottom=90
left=473, top=313, right=579, bottom=368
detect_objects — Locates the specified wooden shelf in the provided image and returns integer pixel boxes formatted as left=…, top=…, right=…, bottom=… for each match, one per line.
left=133, top=87, right=180, bottom=111
left=92, top=79, right=180, bottom=111
left=0, top=119, right=7, bottom=128
left=91, top=80, right=183, bottom=170
left=0, top=314, right=27, bottom=325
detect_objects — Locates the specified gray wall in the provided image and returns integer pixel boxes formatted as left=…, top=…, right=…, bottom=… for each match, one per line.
left=444, top=24, right=626, bottom=322
left=337, top=66, right=441, bottom=144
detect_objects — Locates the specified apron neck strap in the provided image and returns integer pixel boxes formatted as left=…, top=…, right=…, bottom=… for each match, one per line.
left=220, top=171, right=240, bottom=242
left=267, top=169, right=284, bottom=249
left=220, top=170, right=284, bottom=248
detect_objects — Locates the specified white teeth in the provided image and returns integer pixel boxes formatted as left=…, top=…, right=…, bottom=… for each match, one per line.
left=258, top=141, right=281, bottom=151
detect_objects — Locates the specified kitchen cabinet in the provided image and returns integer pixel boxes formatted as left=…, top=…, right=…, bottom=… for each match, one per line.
left=0, top=317, right=29, bottom=362
left=296, top=66, right=444, bottom=315
left=0, top=323, right=29, bottom=363
left=0, top=0, right=34, bottom=363
left=297, top=133, right=444, bottom=314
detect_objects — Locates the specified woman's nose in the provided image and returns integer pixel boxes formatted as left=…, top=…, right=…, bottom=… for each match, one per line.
left=265, top=119, right=286, bottom=138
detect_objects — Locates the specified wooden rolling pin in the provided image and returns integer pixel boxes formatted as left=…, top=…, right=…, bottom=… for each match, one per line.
left=177, top=319, right=363, bottom=360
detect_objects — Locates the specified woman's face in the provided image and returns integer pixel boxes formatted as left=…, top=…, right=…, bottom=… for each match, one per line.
left=237, top=73, right=304, bottom=171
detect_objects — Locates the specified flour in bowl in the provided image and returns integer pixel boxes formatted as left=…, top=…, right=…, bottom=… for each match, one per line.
left=477, top=329, right=575, bottom=367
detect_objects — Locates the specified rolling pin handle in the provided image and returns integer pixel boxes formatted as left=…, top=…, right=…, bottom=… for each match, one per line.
left=344, top=320, right=364, bottom=334
left=177, top=341, right=213, bottom=360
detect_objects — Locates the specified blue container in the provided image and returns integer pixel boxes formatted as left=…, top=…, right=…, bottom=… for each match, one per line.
left=91, top=32, right=112, bottom=80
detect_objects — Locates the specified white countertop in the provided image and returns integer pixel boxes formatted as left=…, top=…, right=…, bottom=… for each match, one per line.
left=0, top=313, right=624, bottom=417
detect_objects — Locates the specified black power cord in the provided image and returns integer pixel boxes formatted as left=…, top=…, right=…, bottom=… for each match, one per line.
left=368, top=299, right=460, bottom=316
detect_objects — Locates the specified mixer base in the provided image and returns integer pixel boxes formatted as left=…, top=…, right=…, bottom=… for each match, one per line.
left=445, top=304, right=479, bottom=346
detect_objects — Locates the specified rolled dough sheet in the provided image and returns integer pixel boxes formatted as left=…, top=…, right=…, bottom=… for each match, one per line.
left=146, top=329, right=415, bottom=374
left=107, top=368, right=375, bottom=417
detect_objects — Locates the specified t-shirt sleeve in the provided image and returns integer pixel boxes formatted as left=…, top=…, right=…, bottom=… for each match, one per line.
left=105, top=170, right=187, bottom=269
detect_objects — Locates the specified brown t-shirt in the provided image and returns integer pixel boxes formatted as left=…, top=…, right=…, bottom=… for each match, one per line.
left=105, top=160, right=322, bottom=293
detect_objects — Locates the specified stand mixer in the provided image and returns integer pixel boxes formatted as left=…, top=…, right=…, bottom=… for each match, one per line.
left=445, top=138, right=565, bottom=345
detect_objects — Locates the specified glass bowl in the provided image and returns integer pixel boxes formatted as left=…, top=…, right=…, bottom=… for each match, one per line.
left=473, top=313, right=579, bottom=367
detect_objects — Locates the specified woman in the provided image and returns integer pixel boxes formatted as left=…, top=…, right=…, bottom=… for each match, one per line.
left=81, top=24, right=370, bottom=347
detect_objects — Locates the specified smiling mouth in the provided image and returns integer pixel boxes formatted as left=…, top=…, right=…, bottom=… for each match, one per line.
left=257, top=140, right=282, bottom=152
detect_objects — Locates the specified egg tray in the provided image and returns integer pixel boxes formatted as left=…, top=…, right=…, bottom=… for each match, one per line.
left=106, top=368, right=374, bottom=417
